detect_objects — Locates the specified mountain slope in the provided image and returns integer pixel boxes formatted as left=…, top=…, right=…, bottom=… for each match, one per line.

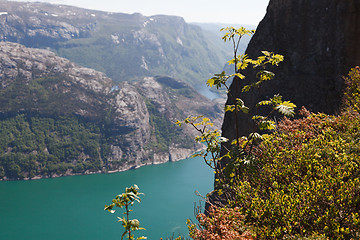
left=0, top=42, right=223, bottom=180
left=0, top=0, right=228, bottom=85
left=192, top=22, right=255, bottom=59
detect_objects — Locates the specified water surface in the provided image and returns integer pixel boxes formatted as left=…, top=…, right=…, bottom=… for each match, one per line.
left=0, top=157, right=213, bottom=240
left=196, top=85, right=222, bottom=100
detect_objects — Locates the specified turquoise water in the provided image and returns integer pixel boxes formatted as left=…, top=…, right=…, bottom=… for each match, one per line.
left=0, top=157, right=213, bottom=240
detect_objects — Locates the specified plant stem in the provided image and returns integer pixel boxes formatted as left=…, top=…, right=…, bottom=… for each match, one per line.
left=126, top=204, right=131, bottom=240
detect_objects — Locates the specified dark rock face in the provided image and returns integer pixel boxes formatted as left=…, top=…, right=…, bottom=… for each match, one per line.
left=344, top=0, right=360, bottom=70
left=222, top=0, right=360, bottom=142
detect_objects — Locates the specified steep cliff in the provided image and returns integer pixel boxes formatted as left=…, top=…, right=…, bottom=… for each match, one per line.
left=0, top=42, right=223, bottom=180
left=222, top=0, right=360, bottom=141
left=0, top=0, right=227, bottom=85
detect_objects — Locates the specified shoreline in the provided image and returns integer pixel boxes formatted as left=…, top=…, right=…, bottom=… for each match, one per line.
left=0, top=145, right=205, bottom=181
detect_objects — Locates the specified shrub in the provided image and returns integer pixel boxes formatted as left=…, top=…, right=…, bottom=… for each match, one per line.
left=187, top=206, right=255, bottom=240
left=183, top=33, right=360, bottom=238
left=205, top=67, right=360, bottom=239
left=343, top=66, right=360, bottom=113
left=231, top=108, right=360, bottom=239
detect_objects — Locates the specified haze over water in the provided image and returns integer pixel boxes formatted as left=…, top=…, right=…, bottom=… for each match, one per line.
left=0, top=156, right=213, bottom=240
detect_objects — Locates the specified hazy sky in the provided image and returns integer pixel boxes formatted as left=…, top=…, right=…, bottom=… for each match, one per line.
left=13, top=0, right=270, bottom=25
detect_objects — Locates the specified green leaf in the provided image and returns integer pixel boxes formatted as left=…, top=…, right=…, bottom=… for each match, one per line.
left=252, top=115, right=266, bottom=121
left=249, top=132, right=262, bottom=140
left=202, top=117, right=210, bottom=123
left=258, top=120, right=276, bottom=131
left=104, top=204, right=115, bottom=212
left=276, top=101, right=296, bottom=117
left=261, top=51, right=271, bottom=56
left=206, top=71, right=229, bottom=89
left=271, top=54, right=284, bottom=65
left=236, top=98, right=249, bottom=113
left=206, top=78, right=215, bottom=87
left=230, top=73, right=245, bottom=79
left=242, top=85, right=251, bottom=92
left=253, top=56, right=266, bottom=67
left=271, top=94, right=283, bottom=105
left=225, top=105, right=236, bottom=112
left=236, top=54, right=251, bottom=70
left=257, top=70, right=275, bottom=81
left=227, top=59, right=235, bottom=65
left=257, top=100, right=272, bottom=107
left=175, top=120, right=182, bottom=127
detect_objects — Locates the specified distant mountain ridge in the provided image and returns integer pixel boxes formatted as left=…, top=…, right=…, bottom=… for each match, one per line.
left=0, top=0, right=229, bottom=85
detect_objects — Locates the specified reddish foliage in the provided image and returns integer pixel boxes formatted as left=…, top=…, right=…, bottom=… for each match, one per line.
left=189, top=206, right=255, bottom=240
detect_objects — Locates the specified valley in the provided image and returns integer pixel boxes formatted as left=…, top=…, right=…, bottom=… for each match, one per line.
left=0, top=41, right=225, bottom=180
left=0, top=0, right=242, bottom=180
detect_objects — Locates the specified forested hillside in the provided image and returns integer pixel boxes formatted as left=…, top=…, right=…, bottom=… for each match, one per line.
left=0, top=42, right=223, bottom=180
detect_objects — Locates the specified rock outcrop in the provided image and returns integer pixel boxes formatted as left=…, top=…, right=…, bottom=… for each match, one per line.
left=0, top=42, right=112, bottom=118
left=222, top=0, right=360, bottom=141
left=0, top=0, right=97, bottom=45
left=0, top=42, right=223, bottom=180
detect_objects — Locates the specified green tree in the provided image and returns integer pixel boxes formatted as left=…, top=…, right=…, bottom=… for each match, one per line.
left=177, top=27, right=295, bottom=200
left=104, top=185, right=147, bottom=240
left=181, top=27, right=360, bottom=239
